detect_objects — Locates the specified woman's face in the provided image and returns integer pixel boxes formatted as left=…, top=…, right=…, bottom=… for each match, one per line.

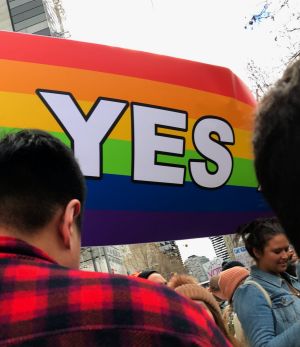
left=255, top=233, right=290, bottom=274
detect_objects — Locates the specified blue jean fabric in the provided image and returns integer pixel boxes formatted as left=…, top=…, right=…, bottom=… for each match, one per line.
left=296, top=262, right=300, bottom=280
left=233, top=266, right=300, bottom=347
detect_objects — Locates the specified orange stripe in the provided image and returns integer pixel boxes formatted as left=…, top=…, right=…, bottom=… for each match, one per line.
left=0, top=59, right=254, bottom=131
left=0, top=31, right=255, bottom=106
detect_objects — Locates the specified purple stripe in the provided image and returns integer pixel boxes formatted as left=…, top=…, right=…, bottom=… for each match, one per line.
left=81, top=210, right=274, bottom=246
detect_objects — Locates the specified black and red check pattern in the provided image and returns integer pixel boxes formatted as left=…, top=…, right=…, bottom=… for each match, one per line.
left=0, top=237, right=232, bottom=346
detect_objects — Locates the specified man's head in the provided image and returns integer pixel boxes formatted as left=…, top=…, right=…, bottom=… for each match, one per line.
left=254, top=58, right=300, bottom=255
left=0, top=129, right=86, bottom=268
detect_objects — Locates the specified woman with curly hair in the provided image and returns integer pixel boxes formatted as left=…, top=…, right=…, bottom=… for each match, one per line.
left=168, top=274, right=240, bottom=347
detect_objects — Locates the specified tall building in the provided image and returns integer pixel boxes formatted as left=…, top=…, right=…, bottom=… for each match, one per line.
left=159, top=241, right=183, bottom=263
left=0, top=0, right=13, bottom=30
left=209, top=236, right=230, bottom=261
left=184, top=255, right=209, bottom=283
left=0, top=0, right=68, bottom=37
left=158, top=241, right=185, bottom=275
left=80, top=246, right=128, bottom=275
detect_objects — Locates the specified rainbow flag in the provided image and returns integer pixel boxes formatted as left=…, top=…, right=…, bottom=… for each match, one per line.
left=0, top=31, right=271, bottom=246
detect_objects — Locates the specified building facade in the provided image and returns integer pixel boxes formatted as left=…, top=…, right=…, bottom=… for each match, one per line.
left=184, top=255, right=209, bottom=283
left=0, top=0, right=67, bottom=37
left=159, top=241, right=183, bottom=264
left=158, top=241, right=185, bottom=276
left=209, top=236, right=230, bottom=261
left=122, top=241, right=185, bottom=279
left=223, top=234, right=244, bottom=261
left=0, top=0, right=13, bottom=30
left=80, top=246, right=128, bottom=275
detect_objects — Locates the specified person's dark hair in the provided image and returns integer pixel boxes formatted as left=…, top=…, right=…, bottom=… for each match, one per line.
left=0, top=129, right=86, bottom=232
left=236, top=217, right=285, bottom=259
left=254, top=58, right=300, bottom=254
left=138, top=270, right=157, bottom=279
left=222, top=261, right=245, bottom=271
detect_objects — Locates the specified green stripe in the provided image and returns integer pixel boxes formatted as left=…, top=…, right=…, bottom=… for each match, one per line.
left=0, top=127, right=257, bottom=187
left=157, top=150, right=257, bottom=187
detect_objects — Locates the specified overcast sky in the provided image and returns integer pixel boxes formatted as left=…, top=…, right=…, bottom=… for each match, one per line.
left=61, top=0, right=275, bottom=260
left=62, top=0, right=266, bottom=82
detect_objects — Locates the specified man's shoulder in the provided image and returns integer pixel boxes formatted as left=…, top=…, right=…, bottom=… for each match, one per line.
left=1, top=260, right=231, bottom=346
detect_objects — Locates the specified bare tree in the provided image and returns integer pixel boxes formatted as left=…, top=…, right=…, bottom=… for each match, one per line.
left=247, top=60, right=273, bottom=100
left=124, top=242, right=185, bottom=280
left=245, top=0, right=300, bottom=99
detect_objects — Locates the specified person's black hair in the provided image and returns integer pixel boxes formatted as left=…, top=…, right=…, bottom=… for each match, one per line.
left=286, top=262, right=297, bottom=277
left=254, top=58, right=300, bottom=255
left=221, top=261, right=228, bottom=268
left=236, top=217, right=285, bottom=259
left=222, top=261, right=245, bottom=271
left=138, top=270, right=157, bottom=279
left=0, top=129, right=86, bottom=232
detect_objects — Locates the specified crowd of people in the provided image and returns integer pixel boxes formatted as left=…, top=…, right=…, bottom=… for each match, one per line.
left=135, top=230, right=300, bottom=346
left=135, top=218, right=300, bottom=347
left=1, top=55, right=300, bottom=346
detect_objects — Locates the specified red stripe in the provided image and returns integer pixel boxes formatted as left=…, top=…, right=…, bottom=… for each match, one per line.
left=0, top=31, right=255, bottom=106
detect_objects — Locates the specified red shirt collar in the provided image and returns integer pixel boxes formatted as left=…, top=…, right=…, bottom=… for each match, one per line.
left=0, top=236, right=57, bottom=264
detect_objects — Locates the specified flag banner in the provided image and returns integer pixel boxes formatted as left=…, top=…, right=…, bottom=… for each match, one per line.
left=0, top=31, right=271, bottom=246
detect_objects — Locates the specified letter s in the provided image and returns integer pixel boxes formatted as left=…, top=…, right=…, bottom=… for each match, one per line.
left=189, top=116, right=234, bottom=189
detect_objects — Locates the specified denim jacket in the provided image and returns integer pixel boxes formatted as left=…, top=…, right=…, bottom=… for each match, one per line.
left=233, top=266, right=300, bottom=347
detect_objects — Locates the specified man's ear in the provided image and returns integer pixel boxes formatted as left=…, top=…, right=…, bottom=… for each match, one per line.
left=59, top=199, right=81, bottom=249
left=253, top=248, right=261, bottom=260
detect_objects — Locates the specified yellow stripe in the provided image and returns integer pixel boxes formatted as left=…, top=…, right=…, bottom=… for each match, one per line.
left=0, top=91, right=253, bottom=159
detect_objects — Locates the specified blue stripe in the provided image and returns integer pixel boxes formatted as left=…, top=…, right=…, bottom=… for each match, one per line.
left=85, top=174, right=269, bottom=212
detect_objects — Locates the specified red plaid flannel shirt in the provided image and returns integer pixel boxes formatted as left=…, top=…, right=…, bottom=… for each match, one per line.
left=0, top=237, right=232, bottom=346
